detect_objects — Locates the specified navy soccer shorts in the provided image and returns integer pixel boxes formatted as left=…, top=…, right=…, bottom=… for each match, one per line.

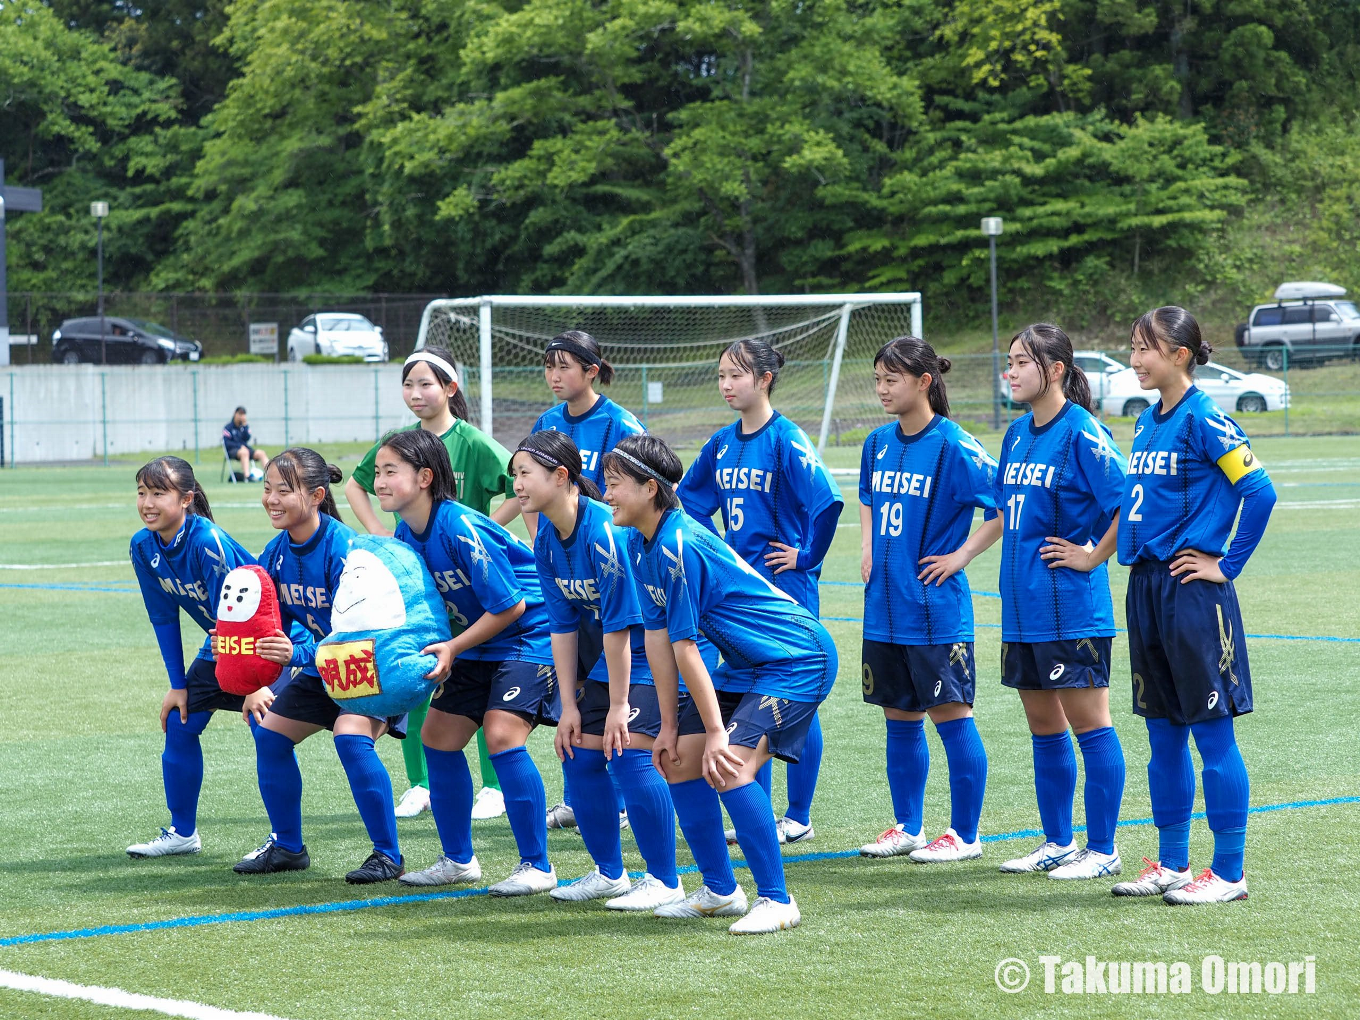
left=676, top=689, right=821, bottom=764
left=575, top=679, right=675, bottom=739
left=861, top=639, right=976, bottom=712
left=1001, top=637, right=1113, bottom=691
left=268, top=670, right=408, bottom=738
left=1125, top=560, right=1253, bottom=726
left=430, top=658, right=560, bottom=728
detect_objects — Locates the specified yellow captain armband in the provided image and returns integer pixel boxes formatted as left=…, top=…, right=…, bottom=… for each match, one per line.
left=1216, top=444, right=1264, bottom=484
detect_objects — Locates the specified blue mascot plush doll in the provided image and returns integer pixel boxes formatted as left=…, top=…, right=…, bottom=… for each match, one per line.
left=314, top=535, right=451, bottom=718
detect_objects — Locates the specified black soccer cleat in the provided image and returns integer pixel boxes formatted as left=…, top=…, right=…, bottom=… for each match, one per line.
left=345, top=851, right=405, bottom=885
left=233, top=842, right=311, bottom=875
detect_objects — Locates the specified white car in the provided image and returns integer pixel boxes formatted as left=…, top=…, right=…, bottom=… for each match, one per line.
left=1001, top=350, right=1126, bottom=409
left=1100, top=362, right=1289, bottom=418
left=287, top=313, right=388, bottom=362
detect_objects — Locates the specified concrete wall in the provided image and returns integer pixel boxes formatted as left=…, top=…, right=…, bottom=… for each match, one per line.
left=1, top=363, right=415, bottom=464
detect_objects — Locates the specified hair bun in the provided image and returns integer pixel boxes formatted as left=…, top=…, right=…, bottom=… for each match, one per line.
left=327, top=464, right=343, bottom=484
left=1196, top=341, right=1213, bottom=366
left=936, top=357, right=952, bottom=375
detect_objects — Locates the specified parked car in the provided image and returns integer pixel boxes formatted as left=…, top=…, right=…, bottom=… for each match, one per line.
left=286, top=313, right=388, bottom=362
left=1001, top=350, right=1126, bottom=409
left=51, top=317, right=202, bottom=365
left=1235, top=282, right=1360, bottom=371
left=1100, top=362, right=1289, bottom=418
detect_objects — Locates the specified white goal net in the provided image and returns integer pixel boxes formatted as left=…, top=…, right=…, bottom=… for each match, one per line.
left=415, top=294, right=922, bottom=453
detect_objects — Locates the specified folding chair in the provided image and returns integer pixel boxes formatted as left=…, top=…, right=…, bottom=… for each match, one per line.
left=220, top=440, right=244, bottom=483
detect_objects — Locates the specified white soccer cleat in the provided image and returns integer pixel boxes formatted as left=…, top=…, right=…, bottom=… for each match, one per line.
left=1048, top=847, right=1121, bottom=880
left=393, top=785, right=431, bottom=819
left=545, top=802, right=577, bottom=829
left=606, top=873, right=685, bottom=911
left=776, top=817, right=814, bottom=844
left=1111, top=857, right=1194, bottom=897
left=619, top=809, right=630, bottom=831
left=999, top=839, right=1078, bottom=873
left=859, top=824, right=928, bottom=858
left=470, top=787, right=506, bottom=820
left=549, top=867, right=632, bottom=902
left=728, top=895, right=801, bottom=935
left=909, top=828, right=983, bottom=863
left=126, top=827, right=201, bottom=858
left=1162, top=868, right=1248, bottom=905
left=398, top=854, right=482, bottom=887
left=488, top=861, right=557, bottom=897
left=653, top=883, right=749, bottom=919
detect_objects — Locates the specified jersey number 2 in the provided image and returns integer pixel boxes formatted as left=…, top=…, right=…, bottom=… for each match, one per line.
left=1128, top=484, right=1144, bottom=522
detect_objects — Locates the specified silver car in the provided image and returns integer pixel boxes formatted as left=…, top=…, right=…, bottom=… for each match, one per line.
left=286, top=313, right=388, bottom=362
left=1235, top=282, right=1360, bottom=371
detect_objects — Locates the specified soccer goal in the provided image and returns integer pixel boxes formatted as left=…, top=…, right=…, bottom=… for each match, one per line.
left=414, top=294, right=923, bottom=453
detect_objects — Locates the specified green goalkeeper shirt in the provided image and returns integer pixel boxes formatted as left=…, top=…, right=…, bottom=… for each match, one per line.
left=351, top=419, right=514, bottom=517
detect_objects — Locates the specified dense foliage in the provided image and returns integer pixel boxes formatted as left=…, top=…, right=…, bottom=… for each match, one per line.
left=3, top=0, right=1359, bottom=332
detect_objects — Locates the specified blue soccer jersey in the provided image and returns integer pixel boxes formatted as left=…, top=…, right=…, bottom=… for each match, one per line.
left=260, top=514, right=356, bottom=675
left=1117, top=386, right=1271, bottom=570
left=395, top=500, right=554, bottom=666
left=531, top=394, right=645, bottom=488
left=535, top=495, right=653, bottom=685
left=859, top=416, right=999, bottom=646
left=633, top=508, right=838, bottom=702
left=131, top=514, right=256, bottom=660
left=677, top=412, right=844, bottom=611
left=995, top=401, right=1128, bottom=642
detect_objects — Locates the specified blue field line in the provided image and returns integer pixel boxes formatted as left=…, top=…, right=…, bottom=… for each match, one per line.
left=2, top=794, right=1356, bottom=950
left=0, top=583, right=139, bottom=595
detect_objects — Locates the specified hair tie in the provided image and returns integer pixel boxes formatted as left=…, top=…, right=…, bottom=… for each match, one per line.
left=405, top=351, right=459, bottom=384
left=611, top=449, right=675, bottom=490
left=545, top=337, right=602, bottom=368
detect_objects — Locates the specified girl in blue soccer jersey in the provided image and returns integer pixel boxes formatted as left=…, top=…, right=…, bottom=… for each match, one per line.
left=678, top=339, right=844, bottom=845
left=234, top=448, right=407, bottom=885
left=511, top=429, right=686, bottom=911
left=1110, top=307, right=1276, bottom=905
left=604, top=434, right=839, bottom=935
left=993, top=325, right=1129, bottom=882
left=530, top=330, right=644, bottom=828
left=127, top=457, right=258, bottom=859
left=856, top=337, right=999, bottom=865
left=374, top=428, right=562, bottom=897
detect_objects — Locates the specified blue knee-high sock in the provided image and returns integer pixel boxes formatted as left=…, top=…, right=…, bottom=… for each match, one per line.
left=561, top=760, right=574, bottom=809
left=610, top=749, right=678, bottom=887
left=562, top=752, right=624, bottom=880
left=490, top=747, right=549, bottom=871
left=669, top=777, right=737, bottom=896
left=253, top=726, right=304, bottom=853
left=1076, top=726, right=1126, bottom=855
left=163, top=711, right=211, bottom=835
left=784, top=711, right=823, bottom=826
left=333, top=734, right=401, bottom=865
left=1191, top=717, right=1249, bottom=883
left=720, top=781, right=788, bottom=903
left=1031, top=731, right=1076, bottom=846
left=936, top=717, right=988, bottom=844
left=1145, top=718, right=1195, bottom=872
left=885, top=718, right=928, bottom=834
left=424, top=746, right=475, bottom=864
left=610, top=770, right=626, bottom=815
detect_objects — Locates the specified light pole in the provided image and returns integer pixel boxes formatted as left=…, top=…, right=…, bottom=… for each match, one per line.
left=981, top=216, right=1003, bottom=429
left=91, top=202, right=109, bottom=365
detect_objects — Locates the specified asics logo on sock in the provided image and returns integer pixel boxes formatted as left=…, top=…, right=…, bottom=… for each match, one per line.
left=503, top=686, right=522, bottom=701
left=1049, top=664, right=1066, bottom=681
left=1207, top=691, right=1219, bottom=710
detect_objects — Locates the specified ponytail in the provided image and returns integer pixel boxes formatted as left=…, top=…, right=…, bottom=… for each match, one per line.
left=874, top=336, right=951, bottom=418
left=544, top=330, right=615, bottom=386
left=268, top=448, right=344, bottom=521
left=1010, top=323, right=1094, bottom=413
left=721, top=338, right=787, bottom=396
left=511, top=430, right=603, bottom=500
left=136, top=456, right=215, bottom=522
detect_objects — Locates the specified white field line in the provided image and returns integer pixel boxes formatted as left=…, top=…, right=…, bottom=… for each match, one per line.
left=0, top=968, right=292, bottom=1020
left=0, top=502, right=262, bottom=514
left=0, top=561, right=129, bottom=570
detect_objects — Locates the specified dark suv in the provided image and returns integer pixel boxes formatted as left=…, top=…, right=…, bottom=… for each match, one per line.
left=51, top=317, right=203, bottom=365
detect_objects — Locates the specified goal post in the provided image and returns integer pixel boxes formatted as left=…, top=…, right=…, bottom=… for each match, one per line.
left=415, top=293, right=923, bottom=453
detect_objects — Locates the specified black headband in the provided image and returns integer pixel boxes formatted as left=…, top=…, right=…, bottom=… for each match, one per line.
left=515, top=444, right=567, bottom=472
left=545, top=337, right=602, bottom=368
left=609, top=449, right=675, bottom=491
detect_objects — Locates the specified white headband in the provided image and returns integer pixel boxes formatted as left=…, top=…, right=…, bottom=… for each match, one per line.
left=405, top=351, right=459, bottom=384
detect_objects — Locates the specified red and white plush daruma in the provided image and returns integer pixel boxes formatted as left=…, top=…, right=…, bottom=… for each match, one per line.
left=212, top=564, right=284, bottom=695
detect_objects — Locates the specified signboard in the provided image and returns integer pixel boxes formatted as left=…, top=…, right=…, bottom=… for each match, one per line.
left=647, top=381, right=664, bottom=404
left=249, top=322, right=279, bottom=357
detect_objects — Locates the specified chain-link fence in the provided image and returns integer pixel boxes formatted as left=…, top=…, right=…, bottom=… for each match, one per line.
left=4, top=291, right=446, bottom=362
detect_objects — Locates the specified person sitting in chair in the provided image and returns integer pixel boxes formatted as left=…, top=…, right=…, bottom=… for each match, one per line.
left=223, top=407, right=267, bottom=481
